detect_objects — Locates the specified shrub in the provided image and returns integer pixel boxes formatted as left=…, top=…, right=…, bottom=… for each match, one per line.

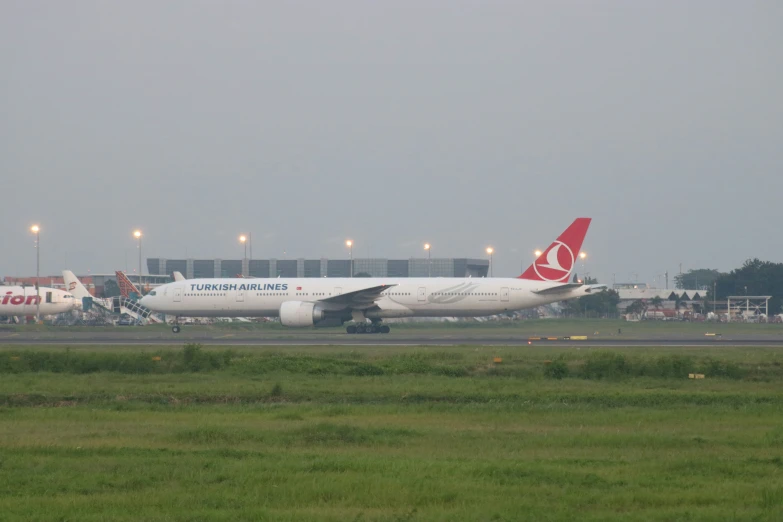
left=701, top=358, right=744, bottom=379
left=180, top=343, right=222, bottom=372
left=579, top=352, right=631, bottom=380
left=544, top=358, right=569, bottom=379
left=637, top=355, right=695, bottom=379
left=347, top=363, right=385, bottom=376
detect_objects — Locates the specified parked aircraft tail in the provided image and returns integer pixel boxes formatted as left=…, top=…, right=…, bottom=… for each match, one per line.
left=62, top=270, right=92, bottom=299
left=115, top=271, right=142, bottom=299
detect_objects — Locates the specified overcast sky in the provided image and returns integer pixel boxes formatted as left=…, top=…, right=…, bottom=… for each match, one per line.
left=2, top=1, right=781, bottom=285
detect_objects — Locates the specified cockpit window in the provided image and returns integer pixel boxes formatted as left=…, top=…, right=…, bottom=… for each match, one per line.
left=149, top=291, right=156, bottom=296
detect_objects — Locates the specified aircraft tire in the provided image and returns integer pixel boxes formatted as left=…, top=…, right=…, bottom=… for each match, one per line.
left=380, top=325, right=390, bottom=334
left=172, top=325, right=181, bottom=334
left=346, top=325, right=357, bottom=334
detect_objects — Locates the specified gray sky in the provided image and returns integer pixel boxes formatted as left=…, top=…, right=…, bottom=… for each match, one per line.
left=2, top=1, right=782, bottom=285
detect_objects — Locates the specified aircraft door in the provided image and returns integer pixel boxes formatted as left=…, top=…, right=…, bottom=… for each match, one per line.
left=334, top=287, right=342, bottom=296
left=418, top=287, right=426, bottom=302
left=46, top=292, right=52, bottom=303
left=236, top=289, right=245, bottom=302
left=174, top=287, right=182, bottom=303
left=501, top=287, right=509, bottom=302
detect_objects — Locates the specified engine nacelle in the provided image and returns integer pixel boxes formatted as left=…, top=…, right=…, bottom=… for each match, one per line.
left=279, top=301, right=325, bottom=327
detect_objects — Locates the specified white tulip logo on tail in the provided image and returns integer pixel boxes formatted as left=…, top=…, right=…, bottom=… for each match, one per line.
left=532, top=241, right=575, bottom=282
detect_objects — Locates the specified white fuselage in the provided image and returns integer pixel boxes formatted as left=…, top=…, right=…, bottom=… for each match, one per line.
left=0, top=286, right=78, bottom=317
left=141, top=277, right=589, bottom=320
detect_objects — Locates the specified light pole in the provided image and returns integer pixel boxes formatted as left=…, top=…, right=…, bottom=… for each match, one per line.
left=579, top=251, right=587, bottom=283
left=30, top=225, right=40, bottom=323
left=713, top=281, right=717, bottom=314
left=133, top=230, right=142, bottom=294
left=346, top=240, right=353, bottom=277
left=240, top=235, right=248, bottom=276
left=424, top=243, right=431, bottom=277
left=486, top=247, right=494, bottom=277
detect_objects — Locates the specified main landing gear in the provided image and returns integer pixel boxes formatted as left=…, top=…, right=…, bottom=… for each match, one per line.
left=172, top=317, right=181, bottom=334
left=346, top=322, right=390, bottom=334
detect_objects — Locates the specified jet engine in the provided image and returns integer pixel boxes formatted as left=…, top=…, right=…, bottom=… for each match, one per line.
left=279, top=301, right=326, bottom=327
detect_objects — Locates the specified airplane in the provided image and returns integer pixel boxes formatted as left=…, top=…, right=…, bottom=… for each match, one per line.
left=63, top=270, right=109, bottom=310
left=141, top=218, right=598, bottom=334
left=0, top=285, right=78, bottom=319
left=63, top=270, right=163, bottom=324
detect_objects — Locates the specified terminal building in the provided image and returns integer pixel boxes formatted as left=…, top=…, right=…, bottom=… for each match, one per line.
left=146, top=258, right=489, bottom=279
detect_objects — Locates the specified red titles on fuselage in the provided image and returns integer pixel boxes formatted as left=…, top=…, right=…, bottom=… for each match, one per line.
left=1, top=292, right=41, bottom=306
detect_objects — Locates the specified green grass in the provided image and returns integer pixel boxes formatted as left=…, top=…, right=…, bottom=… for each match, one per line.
left=1, top=344, right=782, bottom=520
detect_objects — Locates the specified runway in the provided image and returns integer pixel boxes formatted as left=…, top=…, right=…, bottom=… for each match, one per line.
left=2, top=334, right=783, bottom=347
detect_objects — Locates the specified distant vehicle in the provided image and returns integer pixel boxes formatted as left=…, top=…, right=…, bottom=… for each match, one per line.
left=117, top=316, right=135, bottom=326
left=142, top=218, right=602, bottom=334
left=0, top=286, right=78, bottom=317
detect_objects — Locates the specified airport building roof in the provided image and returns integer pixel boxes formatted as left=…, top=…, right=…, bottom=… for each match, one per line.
left=615, top=288, right=708, bottom=301
left=147, top=258, right=490, bottom=279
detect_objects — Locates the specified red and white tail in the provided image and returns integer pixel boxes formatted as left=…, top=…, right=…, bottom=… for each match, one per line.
left=518, top=218, right=592, bottom=282
left=115, top=270, right=142, bottom=298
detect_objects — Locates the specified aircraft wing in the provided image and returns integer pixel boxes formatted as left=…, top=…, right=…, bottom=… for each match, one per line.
left=318, top=284, right=396, bottom=308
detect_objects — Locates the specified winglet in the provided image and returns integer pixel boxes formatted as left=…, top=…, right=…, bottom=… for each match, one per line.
left=519, top=218, right=592, bottom=282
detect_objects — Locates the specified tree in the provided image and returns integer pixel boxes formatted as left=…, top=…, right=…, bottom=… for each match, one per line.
left=650, top=296, right=663, bottom=319
left=710, top=258, right=783, bottom=314
left=625, top=300, right=645, bottom=317
left=565, top=290, right=620, bottom=317
left=691, top=298, right=703, bottom=315
left=102, top=279, right=121, bottom=298
left=673, top=294, right=684, bottom=319
left=674, top=269, right=722, bottom=289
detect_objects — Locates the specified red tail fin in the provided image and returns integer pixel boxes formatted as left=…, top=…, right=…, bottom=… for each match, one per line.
left=115, top=270, right=142, bottom=298
left=518, top=218, right=592, bottom=282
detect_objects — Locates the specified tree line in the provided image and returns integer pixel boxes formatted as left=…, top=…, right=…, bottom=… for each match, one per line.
left=567, top=259, right=783, bottom=317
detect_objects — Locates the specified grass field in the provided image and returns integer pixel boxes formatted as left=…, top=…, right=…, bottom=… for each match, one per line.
left=1, top=344, right=783, bottom=521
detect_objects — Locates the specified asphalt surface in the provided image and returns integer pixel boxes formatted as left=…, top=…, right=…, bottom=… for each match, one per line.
left=1, top=334, right=782, bottom=346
